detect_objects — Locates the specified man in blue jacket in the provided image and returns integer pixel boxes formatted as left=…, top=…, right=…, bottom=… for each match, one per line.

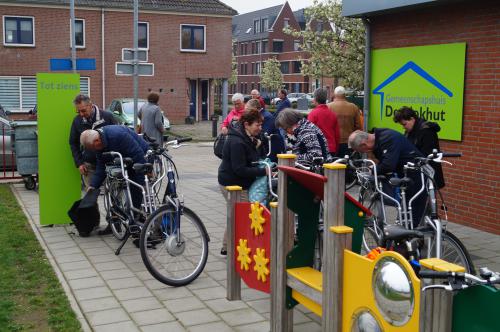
left=80, top=125, right=149, bottom=216
left=348, top=128, right=426, bottom=226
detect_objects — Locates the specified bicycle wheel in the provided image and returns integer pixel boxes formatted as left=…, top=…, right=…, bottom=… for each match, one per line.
left=420, top=230, right=475, bottom=274
left=359, top=189, right=384, bottom=254
left=140, top=205, right=209, bottom=286
left=109, top=181, right=130, bottom=241
left=345, top=166, right=357, bottom=190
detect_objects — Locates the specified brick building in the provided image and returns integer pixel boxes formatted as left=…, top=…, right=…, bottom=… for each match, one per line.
left=231, top=2, right=326, bottom=98
left=344, top=0, right=500, bottom=234
left=0, top=0, right=236, bottom=123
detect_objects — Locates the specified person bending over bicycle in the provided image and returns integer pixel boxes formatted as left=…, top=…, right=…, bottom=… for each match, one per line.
left=275, top=108, right=330, bottom=166
left=80, top=125, right=149, bottom=224
left=348, top=129, right=426, bottom=227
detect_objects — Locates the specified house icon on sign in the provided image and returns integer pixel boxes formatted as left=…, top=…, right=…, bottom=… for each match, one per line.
left=372, top=61, right=453, bottom=120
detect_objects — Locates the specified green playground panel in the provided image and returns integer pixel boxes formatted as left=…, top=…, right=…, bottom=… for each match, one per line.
left=452, top=285, right=500, bottom=332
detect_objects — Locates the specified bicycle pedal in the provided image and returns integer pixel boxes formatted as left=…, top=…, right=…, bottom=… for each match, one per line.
left=129, top=224, right=142, bottom=234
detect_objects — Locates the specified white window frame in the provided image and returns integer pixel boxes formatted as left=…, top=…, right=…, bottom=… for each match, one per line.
left=121, top=48, right=148, bottom=62
left=115, top=62, right=154, bottom=76
left=284, top=18, right=290, bottom=28
left=3, top=15, right=35, bottom=47
left=253, top=19, right=260, bottom=34
left=138, top=21, right=149, bottom=50
left=70, top=18, right=85, bottom=49
left=293, top=40, right=300, bottom=51
left=180, top=24, right=206, bottom=53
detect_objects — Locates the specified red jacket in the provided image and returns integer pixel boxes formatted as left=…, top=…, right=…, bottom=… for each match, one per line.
left=222, top=107, right=245, bottom=129
left=308, top=104, right=340, bottom=154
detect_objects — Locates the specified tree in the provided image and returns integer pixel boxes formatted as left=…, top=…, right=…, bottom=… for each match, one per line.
left=260, top=57, right=283, bottom=94
left=284, top=0, right=365, bottom=91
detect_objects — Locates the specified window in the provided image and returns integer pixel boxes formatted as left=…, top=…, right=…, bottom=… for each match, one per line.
left=3, top=16, right=34, bottom=46
left=255, top=41, right=261, bottom=54
left=262, top=40, right=268, bottom=53
left=251, top=42, right=255, bottom=54
left=284, top=19, right=289, bottom=28
left=292, top=61, right=302, bottom=73
left=240, top=43, right=244, bottom=55
left=71, top=19, right=85, bottom=48
left=0, top=76, right=89, bottom=112
left=316, top=21, right=323, bottom=32
left=261, top=18, right=268, bottom=32
left=255, top=62, right=261, bottom=74
left=138, top=22, right=149, bottom=49
left=273, top=40, right=283, bottom=53
left=280, top=62, right=289, bottom=74
left=253, top=19, right=260, bottom=34
left=180, top=24, right=205, bottom=52
left=293, top=40, right=301, bottom=51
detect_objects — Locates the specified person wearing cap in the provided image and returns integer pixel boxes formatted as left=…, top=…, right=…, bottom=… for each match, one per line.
left=327, top=86, right=362, bottom=157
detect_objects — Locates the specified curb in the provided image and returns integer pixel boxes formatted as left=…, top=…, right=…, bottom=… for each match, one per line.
left=10, top=185, right=93, bottom=332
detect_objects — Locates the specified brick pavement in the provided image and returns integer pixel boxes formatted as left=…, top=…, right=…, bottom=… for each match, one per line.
left=11, top=143, right=500, bottom=331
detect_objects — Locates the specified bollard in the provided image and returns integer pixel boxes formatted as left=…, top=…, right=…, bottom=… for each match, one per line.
left=322, top=163, right=348, bottom=332
left=211, top=114, right=219, bottom=138
left=271, top=154, right=296, bottom=332
left=226, top=185, right=242, bottom=300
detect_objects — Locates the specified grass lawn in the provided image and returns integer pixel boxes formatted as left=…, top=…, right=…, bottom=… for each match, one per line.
left=0, top=184, right=81, bottom=331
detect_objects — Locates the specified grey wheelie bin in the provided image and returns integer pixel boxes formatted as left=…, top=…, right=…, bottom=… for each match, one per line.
left=10, top=121, right=38, bottom=190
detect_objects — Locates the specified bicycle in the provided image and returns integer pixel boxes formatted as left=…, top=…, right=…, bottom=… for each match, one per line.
left=358, top=152, right=475, bottom=273
left=138, top=137, right=210, bottom=286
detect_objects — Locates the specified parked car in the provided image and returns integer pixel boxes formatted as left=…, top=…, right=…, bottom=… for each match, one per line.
left=272, top=93, right=308, bottom=106
left=107, top=98, right=170, bottom=130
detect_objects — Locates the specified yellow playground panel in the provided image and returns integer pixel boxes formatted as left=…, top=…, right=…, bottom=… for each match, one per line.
left=343, top=250, right=421, bottom=332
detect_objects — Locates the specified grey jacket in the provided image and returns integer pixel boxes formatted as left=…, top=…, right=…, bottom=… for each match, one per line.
left=138, top=102, right=165, bottom=144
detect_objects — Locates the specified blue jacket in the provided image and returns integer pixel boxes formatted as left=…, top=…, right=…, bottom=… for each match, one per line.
left=90, top=125, right=149, bottom=188
left=260, top=108, right=284, bottom=162
left=373, top=128, right=422, bottom=176
left=275, top=97, right=291, bottom=116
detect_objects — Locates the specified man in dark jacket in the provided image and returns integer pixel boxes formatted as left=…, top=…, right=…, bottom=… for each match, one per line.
left=80, top=125, right=149, bottom=212
left=274, top=89, right=291, bottom=117
left=348, top=128, right=426, bottom=226
left=69, top=94, right=115, bottom=189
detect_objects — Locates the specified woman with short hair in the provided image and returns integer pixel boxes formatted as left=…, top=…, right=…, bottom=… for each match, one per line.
left=393, top=106, right=445, bottom=188
left=275, top=108, right=329, bottom=165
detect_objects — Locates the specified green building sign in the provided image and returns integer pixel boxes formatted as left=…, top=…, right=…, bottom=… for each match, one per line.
left=370, top=43, right=466, bottom=141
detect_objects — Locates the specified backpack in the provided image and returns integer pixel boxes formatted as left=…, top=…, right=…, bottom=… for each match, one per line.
left=67, top=189, right=100, bottom=237
left=213, top=133, right=228, bottom=159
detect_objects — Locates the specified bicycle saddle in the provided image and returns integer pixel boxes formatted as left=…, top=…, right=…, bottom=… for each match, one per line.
left=389, top=177, right=413, bottom=187
left=132, top=163, right=153, bottom=173
left=383, top=225, right=424, bottom=242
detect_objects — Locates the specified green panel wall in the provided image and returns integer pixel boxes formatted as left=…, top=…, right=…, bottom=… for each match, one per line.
left=37, top=73, right=81, bottom=225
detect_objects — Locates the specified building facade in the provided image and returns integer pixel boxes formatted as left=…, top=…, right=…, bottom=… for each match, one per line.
left=232, top=2, right=325, bottom=98
left=344, top=0, right=500, bottom=234
left=0, top=0, right=236, bottom=122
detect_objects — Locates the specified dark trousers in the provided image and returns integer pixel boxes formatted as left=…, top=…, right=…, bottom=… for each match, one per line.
left=128, top=170, right=145, bottom=211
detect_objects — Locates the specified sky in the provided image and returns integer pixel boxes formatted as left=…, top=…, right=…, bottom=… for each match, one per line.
left=223, top=0, right=314, bottom=15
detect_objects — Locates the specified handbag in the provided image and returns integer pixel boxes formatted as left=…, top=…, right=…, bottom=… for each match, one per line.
left=249, top=159, right=274, bottom=206
left=213, top=133, right=227, bottom=159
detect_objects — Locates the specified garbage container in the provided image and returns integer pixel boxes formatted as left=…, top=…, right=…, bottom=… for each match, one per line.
left=297, top=97, right=309, bottom=111
left=10, top=121, right=38, bottom=190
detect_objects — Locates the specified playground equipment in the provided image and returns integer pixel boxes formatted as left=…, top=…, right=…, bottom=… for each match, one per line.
left=225, top=154, right=499, bottom=332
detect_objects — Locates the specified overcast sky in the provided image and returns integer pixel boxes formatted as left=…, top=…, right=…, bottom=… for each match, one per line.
left=224, top=0, right=314, bottom=15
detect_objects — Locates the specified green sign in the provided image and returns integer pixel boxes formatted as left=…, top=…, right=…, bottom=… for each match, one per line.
left=37, top=73, right=81, bottom=225
left=370, top=43, right=466, bottom=141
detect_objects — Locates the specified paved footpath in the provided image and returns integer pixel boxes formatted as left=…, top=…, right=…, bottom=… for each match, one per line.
left=11, top=143, right=500, bottom=331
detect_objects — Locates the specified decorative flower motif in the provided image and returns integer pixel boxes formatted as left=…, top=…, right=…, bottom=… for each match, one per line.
left=253, top=248, right=270, bottom=282
left=236, top=239, right=252, bottom=271
left=249, top=201, right=266, bottom=236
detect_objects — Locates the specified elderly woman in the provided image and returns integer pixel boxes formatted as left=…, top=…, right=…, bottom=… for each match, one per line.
left=221, top=93, right=245, bottom=135
left=275, top=108, right=329, bottom=165
left=218, top=109, right=268, bottom=255
left=393, top=106, right=444, bottom=189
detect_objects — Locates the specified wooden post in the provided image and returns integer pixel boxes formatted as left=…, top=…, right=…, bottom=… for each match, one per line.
left=226, top=185, right=242, bottom=301
left=322, top=164, right=349, bottom=332
left=271, top=154, right=296, bottom=332
left=421, top=284, right=454, bottom=332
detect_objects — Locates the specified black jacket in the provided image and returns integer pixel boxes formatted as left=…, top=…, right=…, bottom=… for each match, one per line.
left=69, top=106, right=116, bottom=167
left=218, top=123, right=266, bottom=189
left=406, top=119, right=445, bottom=189
left=373, top=128, right=423, bottom=176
